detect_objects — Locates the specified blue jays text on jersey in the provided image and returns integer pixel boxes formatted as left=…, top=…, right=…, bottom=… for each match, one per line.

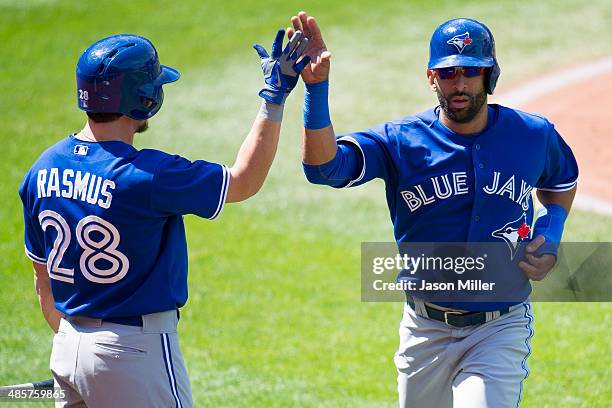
left=19, top=135, right=230, bottom=318
left=304, top=104, right=578, bottom=309
left=398, top=170, right=534, bottom=213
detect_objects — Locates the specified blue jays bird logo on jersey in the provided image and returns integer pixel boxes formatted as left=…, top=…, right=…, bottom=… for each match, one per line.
left=447, top=32, right=473, bottom=54
left=492, top=213, right=531, bottom=260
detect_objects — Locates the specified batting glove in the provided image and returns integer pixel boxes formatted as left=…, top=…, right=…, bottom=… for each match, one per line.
left=254, top=29, right=310, bottom=105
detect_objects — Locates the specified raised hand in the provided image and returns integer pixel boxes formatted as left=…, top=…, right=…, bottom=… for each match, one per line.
left=254, top=29, right=311, bottom=105
left=287, top=11, right=331, bottom=84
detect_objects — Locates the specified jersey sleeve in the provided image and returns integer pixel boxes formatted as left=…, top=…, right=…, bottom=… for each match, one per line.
left=536, top=124, right=579, bottom=192
left=335, top=125, right=392, bottom=187
left=18, top=172, right=46, bottom=264
left=151, top=154, right=230, bottom=219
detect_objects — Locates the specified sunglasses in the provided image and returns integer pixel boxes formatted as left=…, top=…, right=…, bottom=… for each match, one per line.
left=434, top=67, right=485, bottom=80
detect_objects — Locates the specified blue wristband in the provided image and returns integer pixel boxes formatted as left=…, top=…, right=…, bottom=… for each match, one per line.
left=532, top=204, right=568, bottom=257
left=304, top=80, right=331, bottom=129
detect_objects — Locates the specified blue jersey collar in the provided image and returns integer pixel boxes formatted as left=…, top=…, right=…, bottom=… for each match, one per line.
left=432, top=104, right=499, bottom=145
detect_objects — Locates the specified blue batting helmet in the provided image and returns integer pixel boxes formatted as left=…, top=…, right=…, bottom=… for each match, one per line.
left=76, top=34, right=180, bottom=120
left=428, top=18, right=500, bottom=94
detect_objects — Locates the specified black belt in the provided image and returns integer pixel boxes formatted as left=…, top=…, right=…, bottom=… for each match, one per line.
left=407, top=298, right=509, bottom=328
left=103, top=310, right=180, bottom=327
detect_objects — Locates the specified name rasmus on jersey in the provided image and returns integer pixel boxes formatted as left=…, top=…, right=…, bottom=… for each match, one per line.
left=36, top=168, right=115, bottom=209
left=401, top=170, right=533, bottom=212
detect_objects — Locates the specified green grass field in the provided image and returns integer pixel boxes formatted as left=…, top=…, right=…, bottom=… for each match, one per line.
left=1, top=0, right=611, bottom=406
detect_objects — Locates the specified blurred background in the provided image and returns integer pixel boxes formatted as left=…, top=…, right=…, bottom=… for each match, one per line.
left=1, top=1, right=610, bottom=406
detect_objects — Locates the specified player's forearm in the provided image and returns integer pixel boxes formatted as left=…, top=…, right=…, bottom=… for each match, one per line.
left=302, top=80, right=337, bottom=164
left=536, top=186, right=576, bottom=214
left=225, top=28, right=309, bottom=203
left=226, top=112, right=281, bottom=203
left=33, top=263, right=64, bottom=333
left=302, top=125, right=337, bottom=164
left=531, top=186, right=577, bottom=257
left=41, top=300, right=64, bottom=333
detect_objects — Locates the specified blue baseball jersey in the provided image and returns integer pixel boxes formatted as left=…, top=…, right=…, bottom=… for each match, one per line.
left=19, top=134, right=229, bottom=318
left=334, top=104, right=578, bottom=310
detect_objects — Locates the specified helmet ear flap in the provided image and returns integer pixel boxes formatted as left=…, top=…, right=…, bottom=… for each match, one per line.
left=486, top=62, right=501, bottom=94
left=479, top=21, right=500, bottom=94
left=141, top=97, right=156, bottom=109
left=484, top=67, right=492, bottom=94
left=143, top=90, right=163, bottom=118
left=136, top=82, right=162, bottom=110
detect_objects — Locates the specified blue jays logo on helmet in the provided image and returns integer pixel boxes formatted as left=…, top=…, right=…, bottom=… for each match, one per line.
left=428, top=18, right=501, bottom=94
left=446, top=32, right=473, bottom=54
left=492, top=213, right=532, bottom=260
left=76, top=34, right=180, bottom=120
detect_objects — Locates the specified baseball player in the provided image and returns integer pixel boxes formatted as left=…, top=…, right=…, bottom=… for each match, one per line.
left=18, top=30, right=310, bottom=407
left=290, top=12, right=578, bottom=407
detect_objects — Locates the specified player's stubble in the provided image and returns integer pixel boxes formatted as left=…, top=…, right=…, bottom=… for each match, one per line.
left=436, top=87, right=487, bottom=124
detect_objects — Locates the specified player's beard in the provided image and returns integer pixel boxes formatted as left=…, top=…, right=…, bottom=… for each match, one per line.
left=436, top=88, right=487, bottom=124
left=136, top=120, right=149, bottom=133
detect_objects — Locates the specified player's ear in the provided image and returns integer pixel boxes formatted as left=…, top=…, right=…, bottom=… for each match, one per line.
left=426, top=69, right=436, bottom=91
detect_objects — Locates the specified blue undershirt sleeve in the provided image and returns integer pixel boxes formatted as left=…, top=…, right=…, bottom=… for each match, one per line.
left=303, top=143, right=362, bottom=188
